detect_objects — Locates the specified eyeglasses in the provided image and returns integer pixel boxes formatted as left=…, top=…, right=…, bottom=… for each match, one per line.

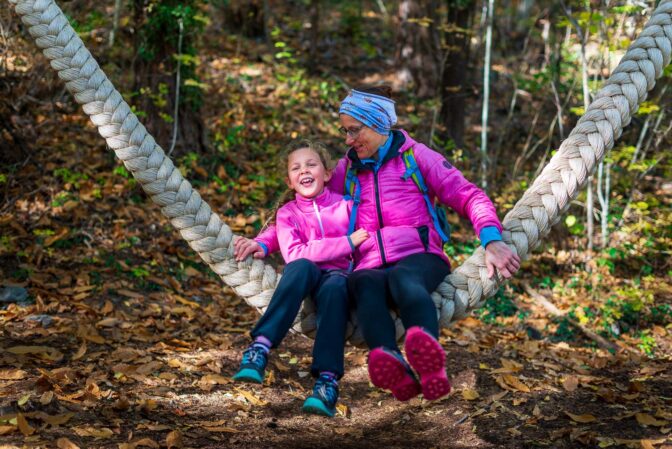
left=338, top=125, right=365, bottom=138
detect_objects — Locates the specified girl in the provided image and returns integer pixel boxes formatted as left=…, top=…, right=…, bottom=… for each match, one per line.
left=235, top=86, right=520, bottom=403
left=232, top=140, right=369, bottom=418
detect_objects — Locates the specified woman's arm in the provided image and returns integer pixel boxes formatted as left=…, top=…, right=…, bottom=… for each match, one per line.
left=415, top=144, right=520, bottom=278
left=415, top=145, right=502, bottom=239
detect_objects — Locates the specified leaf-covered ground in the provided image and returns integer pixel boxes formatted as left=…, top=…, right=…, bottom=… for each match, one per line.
left=2, top=3, right=672, bottom=448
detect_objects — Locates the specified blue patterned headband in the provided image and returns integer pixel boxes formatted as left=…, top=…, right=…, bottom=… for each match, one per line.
left=339, top=89, right=397, bottom=134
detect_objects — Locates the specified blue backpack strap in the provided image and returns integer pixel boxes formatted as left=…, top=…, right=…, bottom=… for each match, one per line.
left=343, top=162, right=361, bottom=236
left=401, top=148, right=450, bottom=243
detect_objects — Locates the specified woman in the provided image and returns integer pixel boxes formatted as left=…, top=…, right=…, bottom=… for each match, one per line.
left=235, top=86, right=520, bottom=402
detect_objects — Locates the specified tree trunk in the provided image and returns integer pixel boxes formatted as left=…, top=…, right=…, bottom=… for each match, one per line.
left=395, top=0, right=442, bottom=98
left=222, top=0, right=266, bottom=39
left=439, top=0, right=475, bottom=148
left=309, top=0, right=320, bottom=68
left=132, top=0, right=207, bottom=156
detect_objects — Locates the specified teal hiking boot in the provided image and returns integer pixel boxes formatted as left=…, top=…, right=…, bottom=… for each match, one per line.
left=302, top=373, right=339, bottom=417
left=232, top=345, right=268, bottom=384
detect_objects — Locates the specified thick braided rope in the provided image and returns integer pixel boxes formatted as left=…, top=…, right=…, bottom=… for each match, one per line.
left=433, top=0, right=672, bottom=330
left=8, top=0, right=672, bottom=345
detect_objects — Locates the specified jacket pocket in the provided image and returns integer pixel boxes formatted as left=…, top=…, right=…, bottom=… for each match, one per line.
left=417, top=225, right=429, bottom=251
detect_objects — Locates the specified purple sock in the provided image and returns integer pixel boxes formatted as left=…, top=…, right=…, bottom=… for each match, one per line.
left=320, top=371, right=338, bottom=384
left=253, top=335, right=272, bottom=353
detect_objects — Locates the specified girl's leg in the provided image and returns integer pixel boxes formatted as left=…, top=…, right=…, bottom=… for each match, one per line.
left=251, top=258, right=322, bottom=347
left=310, top=271, right=349, bottom=378
left=347, top=268, right=397, bottom=350
left=387, top=253, right=451, bottom=338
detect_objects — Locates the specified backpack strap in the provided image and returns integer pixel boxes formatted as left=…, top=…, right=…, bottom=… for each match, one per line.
left=343, top=161, right=361, bottom=236
left=401, top=147, right=450, bottom=243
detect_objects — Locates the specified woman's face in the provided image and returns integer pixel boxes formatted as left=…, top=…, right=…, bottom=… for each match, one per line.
left=339, top=114, right=386, bottom=160
left=286, top=147, right=331, bottom=199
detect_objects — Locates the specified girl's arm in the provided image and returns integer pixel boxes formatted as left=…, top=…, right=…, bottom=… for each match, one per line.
left=276, top=208, right=354, bottom=264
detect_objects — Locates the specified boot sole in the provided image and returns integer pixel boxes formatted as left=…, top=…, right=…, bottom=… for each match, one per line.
left=405, top=327, right=451, bottom=401
left=368, top=348, right=421, bottom=402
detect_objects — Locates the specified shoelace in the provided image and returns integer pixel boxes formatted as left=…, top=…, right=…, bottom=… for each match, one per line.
left=314, top=375, right=338, bottom=405
left=242, top=346, right=267, bottom=369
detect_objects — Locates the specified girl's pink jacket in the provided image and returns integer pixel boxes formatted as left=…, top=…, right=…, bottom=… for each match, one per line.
left=257, top=129, right=502, bottom=271
left=274, top=188, right=354, bottom=271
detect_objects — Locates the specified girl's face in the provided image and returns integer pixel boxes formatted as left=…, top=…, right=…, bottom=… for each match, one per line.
left=286, top=147, right=332, bottom=199
left=339, top=114, right=387, bottom=160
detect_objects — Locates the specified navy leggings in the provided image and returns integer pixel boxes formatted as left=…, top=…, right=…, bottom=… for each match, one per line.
left=251, top=258, right=349, bottom=379
left=347, top=253, right=451, bottom=351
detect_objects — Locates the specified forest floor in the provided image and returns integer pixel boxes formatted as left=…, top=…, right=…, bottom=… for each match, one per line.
left=2, top=3, right=672, bottom=448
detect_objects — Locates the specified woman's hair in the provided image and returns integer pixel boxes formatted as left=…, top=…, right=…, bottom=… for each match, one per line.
left=265, top=139, right=335, bottom=226
left=354, top=84, right=393, bottom=99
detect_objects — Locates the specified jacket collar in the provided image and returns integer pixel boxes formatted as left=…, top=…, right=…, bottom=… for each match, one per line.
left=346, top=129, right=416, bottom=170
left=294, top=187, right=334, bottom=213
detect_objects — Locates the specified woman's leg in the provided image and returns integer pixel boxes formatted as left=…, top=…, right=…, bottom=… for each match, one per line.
left=386, top=253, right=451, bottom=338
left=347, top=268, right=398, bottom=350
left=311, top=271, right=349, bottom=378
left=387, top=253, right=452, bottom=400
left=251, top=258, right=322, bottom=347
left=349, top=268, right=421, bottom=401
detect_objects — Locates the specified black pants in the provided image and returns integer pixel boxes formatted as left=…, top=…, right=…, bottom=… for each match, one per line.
left=251, top=258, right=349, bottom=378
left=347, top=253, right=451, bottom=350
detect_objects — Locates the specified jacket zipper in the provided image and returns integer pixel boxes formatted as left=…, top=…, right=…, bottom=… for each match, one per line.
left=312, top=200, right=325, bottom=238
left=373, top=170, right=387, bottom=265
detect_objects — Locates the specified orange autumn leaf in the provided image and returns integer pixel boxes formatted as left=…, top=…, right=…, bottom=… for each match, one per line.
left=565, top=411, right=597, bottom=423
left=561, top=375, right=579, bottom=392
left=635, top=413, right=668, bottom=427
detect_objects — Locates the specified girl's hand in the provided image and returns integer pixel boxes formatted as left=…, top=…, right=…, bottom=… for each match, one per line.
left=349, top=228, right=370, bottom=247
left=234, top=237, right=265, bottom=261
left=484, top=241, right=521, bottom=279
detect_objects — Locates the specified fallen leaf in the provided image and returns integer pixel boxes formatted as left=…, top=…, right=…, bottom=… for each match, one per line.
left=200, top=374, right=230, bottom=385
left=336, top=403, right=350, bottom=418
left=636, top=413, right=668, bottom=427
left=7, top=346, right=63, bottom=361
left=499, top=374, right=531, bottom=392
left=72, top=425, right=114, bottom=438
left=166, top=430, right=183, bottom=449
left=17, top=394, right=31, bottom=406
left=35, top=412, right=75, bottom=426
left=124, top=438, right=160, bottom=448
left=236, top=389, right=268, bottom=406
left=203, top=426, right=239, bottom=433
left=16, top=413, right=35, bottom=436
left=462, top=389, right=480, bottom=400
left=490, top=359, right=523, bottom=374
left=56, top=437, right=80, bottom=449
left=565, top=411, right=597, bottom=423
left=40, top=391, right=54, bottom=405
left=562, top=375, right=579, bottom=392
left=274, top=360, right=290, bottom=372
left=0, top=369, right=27, bottom=380
left=0, top=425, right=16, bottom=435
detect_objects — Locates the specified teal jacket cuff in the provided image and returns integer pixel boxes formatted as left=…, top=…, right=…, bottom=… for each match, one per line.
left=480, top=226, right=502, bottom=248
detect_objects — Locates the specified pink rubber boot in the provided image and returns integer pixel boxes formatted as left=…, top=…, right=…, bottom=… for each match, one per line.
left=368, top=347, right=421, bottom=402
left=404, top=326, right=451, bottom=400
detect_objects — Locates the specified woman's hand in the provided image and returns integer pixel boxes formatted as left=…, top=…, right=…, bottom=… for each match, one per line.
left=349, top=228, right=370, bottom=247
left=234, top=237, right=266, bottom=262
left=484, top=241, right=521, bottom=279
